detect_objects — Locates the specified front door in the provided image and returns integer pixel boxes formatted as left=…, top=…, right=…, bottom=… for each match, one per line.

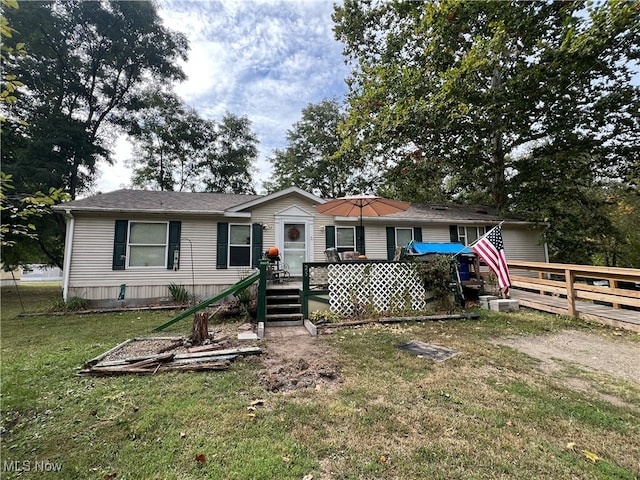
left=275, top=207, right=314, bottom=277
left=282, top=222, right=306, bottom=276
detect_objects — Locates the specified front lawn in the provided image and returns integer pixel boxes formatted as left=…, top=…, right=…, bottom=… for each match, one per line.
left=1, top=284, right=638, bottom=479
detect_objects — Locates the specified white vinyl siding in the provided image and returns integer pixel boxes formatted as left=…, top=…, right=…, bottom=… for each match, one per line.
left=67, top=214, right=254, bottom=301
left=64, top=191, right=548, bottom=303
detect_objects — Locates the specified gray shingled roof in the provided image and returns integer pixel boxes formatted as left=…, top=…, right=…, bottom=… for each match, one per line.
left=384, top=203, right=505, bottom=222
left=55, top=189, right=529, bottom=224
left=54, top=189, right=263, bottom=214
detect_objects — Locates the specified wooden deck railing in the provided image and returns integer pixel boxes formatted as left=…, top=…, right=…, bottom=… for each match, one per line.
left=507, top=261, right=640, bottom=315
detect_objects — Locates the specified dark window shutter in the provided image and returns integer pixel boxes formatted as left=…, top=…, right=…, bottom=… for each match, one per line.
left=112, top=220, right=128, bottom=270
left=251, top=223, right=263, bottom=268
left=449, top=225, right=459, bottom=243
left=167, top=221, right=181, bottom=270
left=325, top=226, right=335, bottom=249
left=413, top=227, right=423, bottom=242
left=386, top=227, right=395, bottom=260
left=216, top=222, right=229, bottom=269
left=356, top=226, right=365, bottom=255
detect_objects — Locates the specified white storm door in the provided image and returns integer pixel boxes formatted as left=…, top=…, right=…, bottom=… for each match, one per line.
left=275, top=212, right=314, bottom=276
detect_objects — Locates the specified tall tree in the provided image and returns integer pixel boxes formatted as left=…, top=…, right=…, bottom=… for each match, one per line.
left=334, top=0, right=639, bottom=263
left=200, top=113, right=258, bottom=195
left=265, top=98, right=368, bottom=197
left=2, top=0, right=188, bottom=199
left=127, top=91, right=206, bottom=192
left=334, top=0, right=639, bottom=208
left=1, top=0, right=187, bottom=268
left=127, top=100, right=258, bottom=194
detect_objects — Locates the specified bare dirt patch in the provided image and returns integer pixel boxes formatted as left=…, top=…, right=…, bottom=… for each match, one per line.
left=492, top=329, right=640, bottom=384
left=259, top=328, right=341, bottom=392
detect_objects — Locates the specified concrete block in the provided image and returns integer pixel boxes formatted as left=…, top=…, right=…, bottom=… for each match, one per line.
left=237, top=331, right=259, bottom=341
left=257, top=322, right=265, bottom=339
left=479, top=295, right=498, bottom=309
left=489, top=299, right=519, bottom=312
left=304, top=319, right=317, bottom=337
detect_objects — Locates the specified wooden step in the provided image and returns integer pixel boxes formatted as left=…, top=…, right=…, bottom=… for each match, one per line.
left=266, top=313, right=303, bottom=321
left=267, top=303, right=301, bottom=310
left=267, top=294, right=300, bottom=301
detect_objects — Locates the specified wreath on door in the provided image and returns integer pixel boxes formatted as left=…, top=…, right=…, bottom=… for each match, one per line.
left=288, top=226, right=300, bottom=241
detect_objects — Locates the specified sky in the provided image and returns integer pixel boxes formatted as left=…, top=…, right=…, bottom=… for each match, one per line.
left=95, top=0, right=350, bottom=194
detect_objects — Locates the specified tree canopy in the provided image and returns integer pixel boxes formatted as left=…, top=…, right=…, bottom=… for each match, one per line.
left=2, top=0, right=188, bottom=200
left=0, top=0, right=188, bottom=267
left=125, top=91, right=258, bottom=194
left=265, top=98, right=370, bottom=197
left=333, top=0, right=639, bottom=264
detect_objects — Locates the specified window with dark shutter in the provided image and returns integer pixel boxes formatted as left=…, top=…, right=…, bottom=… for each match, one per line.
left=386, top=227, right=395, bottom=260
left=167, top=221, right=181, bottom=270
left=325, top=226, right=335, bottom=249
left=112, top=220, right=128, bottom=270
left=216, top=222, right=229, bottom=269
left=251, top=223, right=263, bottom=268
left=356, top=225, right=365, bottom=255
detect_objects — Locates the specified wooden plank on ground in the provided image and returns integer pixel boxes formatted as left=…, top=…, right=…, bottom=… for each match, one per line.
left=84, top=338, right=133, bottom=368
left=174, top=346, right=261, bottom=360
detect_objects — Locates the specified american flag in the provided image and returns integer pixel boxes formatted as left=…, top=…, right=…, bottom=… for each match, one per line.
left=471, top=224, right=511, bottom=294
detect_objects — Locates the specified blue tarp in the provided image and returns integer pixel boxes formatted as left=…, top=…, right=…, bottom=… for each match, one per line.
left=407, top=241, right=474, bottom=256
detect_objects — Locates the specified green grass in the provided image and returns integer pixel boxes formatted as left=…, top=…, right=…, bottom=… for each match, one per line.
left=1, top=285, right=639, bottom=479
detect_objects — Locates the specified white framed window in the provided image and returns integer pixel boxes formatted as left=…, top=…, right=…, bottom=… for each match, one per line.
left=395, top=227, right=413, bottom=248
left=458, top=226, right=487, bottom=245
left=128, top=222, right=168, bottom=267
left=229, top=224, right=251, bottom=267
left=336, top=226, right=355, bottom=253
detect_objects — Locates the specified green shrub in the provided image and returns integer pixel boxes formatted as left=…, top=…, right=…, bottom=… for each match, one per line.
left=50, top=296, right=89, bottom=312
left=309, top=309, right=343, bottom=323
left=168, top=283, right=191, bottom=303
left=413, top=256, right=459, bottom=311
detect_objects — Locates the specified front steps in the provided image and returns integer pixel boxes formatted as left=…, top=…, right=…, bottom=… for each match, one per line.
left=265, top=284, right=303, bottom=326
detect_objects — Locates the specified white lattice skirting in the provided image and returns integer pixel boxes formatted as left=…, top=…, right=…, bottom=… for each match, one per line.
left=328, top=263, right=426, bottom=317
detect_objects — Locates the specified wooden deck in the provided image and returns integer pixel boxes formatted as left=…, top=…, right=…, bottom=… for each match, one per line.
left=509, top=289, right=640, bottom=333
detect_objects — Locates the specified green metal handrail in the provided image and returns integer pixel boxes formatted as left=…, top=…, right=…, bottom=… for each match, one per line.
left=153, top=270, right=262, bottom=332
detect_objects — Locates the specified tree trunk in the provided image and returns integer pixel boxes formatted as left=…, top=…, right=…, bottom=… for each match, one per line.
left=191, top=312, right=209, bottom=345
left=490, top=67, right=507, bottom=210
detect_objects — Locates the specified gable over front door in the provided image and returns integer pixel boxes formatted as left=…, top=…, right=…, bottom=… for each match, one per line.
left=275, top=206, right=314, bottom=276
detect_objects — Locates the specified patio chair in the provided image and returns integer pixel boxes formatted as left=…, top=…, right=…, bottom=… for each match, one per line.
left=264, top=251, right=290, bottom=283
left=324, top=248, right=341, bottom=262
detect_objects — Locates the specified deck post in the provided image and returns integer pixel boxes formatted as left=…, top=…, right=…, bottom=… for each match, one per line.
left=256, top=259, right=268, bottom=324
left=565, top=268, right=576, bottom=316
left=611, top=279, right=620, bottom=309
left=538, top=271, right=545, bottom=295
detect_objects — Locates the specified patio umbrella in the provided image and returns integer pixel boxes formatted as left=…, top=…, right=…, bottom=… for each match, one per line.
left=315, top=195, right=411, bottom=226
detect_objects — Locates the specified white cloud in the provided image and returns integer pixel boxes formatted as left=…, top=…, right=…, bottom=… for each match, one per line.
left=97, top=0, right=349, bottom=194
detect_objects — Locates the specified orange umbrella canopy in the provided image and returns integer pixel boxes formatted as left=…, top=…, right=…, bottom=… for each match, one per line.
left=315, top=195, right=410, bottom=221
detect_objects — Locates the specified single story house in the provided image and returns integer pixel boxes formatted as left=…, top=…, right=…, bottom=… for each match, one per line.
left=53, top=186, right=548, bottom=306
